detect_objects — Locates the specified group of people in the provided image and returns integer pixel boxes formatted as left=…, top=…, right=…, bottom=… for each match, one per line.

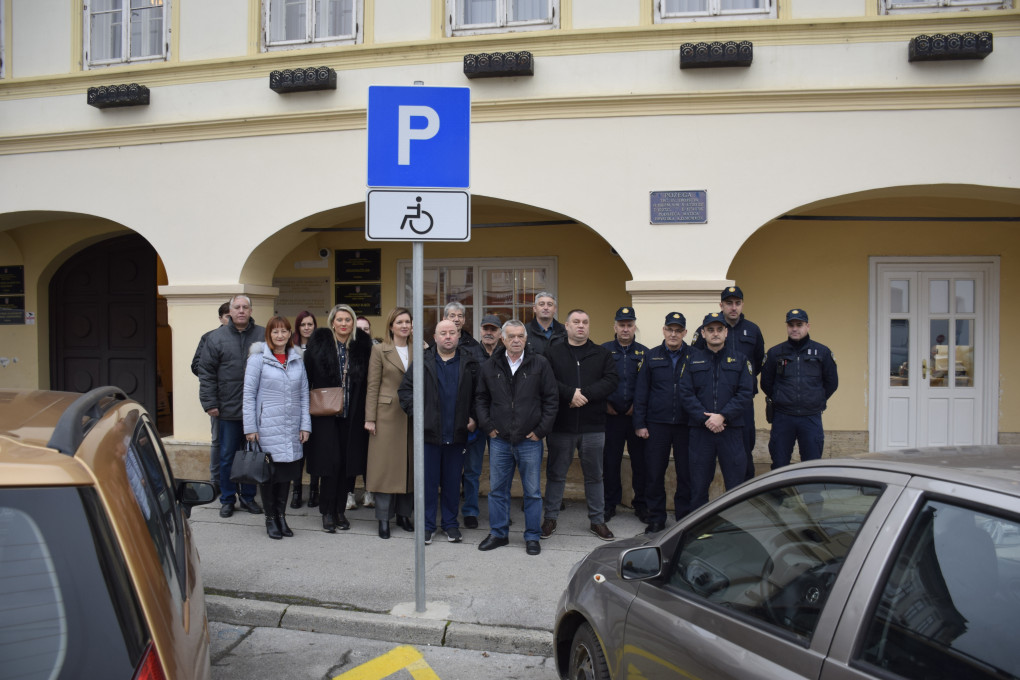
left=194, top=286, right=838, bottom=550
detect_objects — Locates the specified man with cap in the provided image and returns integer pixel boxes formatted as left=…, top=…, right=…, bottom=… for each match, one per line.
left=693, top=285, right=764, bottom=481
left=761, top=309, right=838, bottom=468
left=633, top=312, right=693, bottom=534
left=601, top=306, right=649, bottom=522
left=680, top=312, right=755, bottom=511
left=459, top=313, right=503, bottom=529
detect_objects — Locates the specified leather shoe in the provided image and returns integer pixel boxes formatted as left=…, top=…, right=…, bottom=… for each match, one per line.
left=540, top=518, right=556, bottom=539
left=219, top=503, right=234, bottom=518
left=396, top=515, right=414, bottom=532
left=378, top=520, right=391, bottom=539
left=477, top=534, right=509, bottom=551
left=322, top=514, right=336, bottom=533
left=334, top=512, right=351, bottom=530
left=290, top=487, right=303, bottom=509
left=463, top=516, right=479, bottom=530
left=239, top=497, right=262, bottom=514
left=307, top=490, right=319, bottom=508
left=590, top=523, right=615, bottom=541
left=526, top=540, right=541, bottom=556
left=644, top=522, right=666, bottom=534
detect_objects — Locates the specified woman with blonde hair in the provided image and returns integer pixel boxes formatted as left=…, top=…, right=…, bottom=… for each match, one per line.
left=302, top=304, right=372, bottom=532
left=364, top=307, right=415, bottom=538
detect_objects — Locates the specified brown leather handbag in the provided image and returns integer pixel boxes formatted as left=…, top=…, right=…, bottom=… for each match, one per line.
left=309, top=387, right=343, bottom=416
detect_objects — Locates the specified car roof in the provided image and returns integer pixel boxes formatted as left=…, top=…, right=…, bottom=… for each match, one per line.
left=790, top=445, right=1020, bottom=498
left=0, top=388, right=123, bottom=487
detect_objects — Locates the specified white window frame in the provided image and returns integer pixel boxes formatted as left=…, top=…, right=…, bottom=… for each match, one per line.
left=446, top=0, right=558, bottom=37
left=396, top=257, right=557, bottom=336
left=654, top=0, right=776, bottom=23
left=1, top=0, right=5, bottom=79
left=83, top=0, right=170, bottom=70
left=882, top=0, right=1011, bottom=13
left=263, top=0, right=362, bottom=51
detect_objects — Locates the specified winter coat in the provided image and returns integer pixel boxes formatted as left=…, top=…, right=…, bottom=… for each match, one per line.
left=242, top=343, right=311, bottom=463
left=398, top=345, right=480, bottom=445
left=475, top=344, right=558, bottom=444
left=602, top=337, right=649, bottom=415
left=761, top=335, right=838, bottom=416
left=678, top=347, right=754, bottom=428
left=197, top=320, right=266, bottom=421
left=544, top=339, right=619, bottom=434
left=525, top=318, right=566, bottom=356
left=633, top=341, right=691, bottom=429
left=302, top=327, right=373, bottom=478
left=364, top=342, right=412, bottom=494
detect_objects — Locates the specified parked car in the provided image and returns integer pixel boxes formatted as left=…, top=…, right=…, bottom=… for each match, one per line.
left=0, top=387, right=217, bottom=680
left=554, top=446, right=1020, bottom=680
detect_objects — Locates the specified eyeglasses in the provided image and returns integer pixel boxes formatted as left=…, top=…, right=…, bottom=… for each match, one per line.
left=664, top=328, right=685, bottom=335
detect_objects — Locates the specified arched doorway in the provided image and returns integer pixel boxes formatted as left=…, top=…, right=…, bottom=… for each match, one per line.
left=49, top=234, right=159, bottom=417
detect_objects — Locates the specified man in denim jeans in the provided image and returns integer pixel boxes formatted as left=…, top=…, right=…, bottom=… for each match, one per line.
left=474, top=320, right=558, bottom=556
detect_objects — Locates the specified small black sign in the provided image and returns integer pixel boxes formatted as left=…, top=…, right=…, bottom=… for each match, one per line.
left=0, top=296, right=25, bottom=325
left=336, top=284, right=382, bottom=317
left=0, top=266, right=25, bottom=295
left=650, top=191, right=707, bottom=224
left=336, top=249, right=381, bottom=282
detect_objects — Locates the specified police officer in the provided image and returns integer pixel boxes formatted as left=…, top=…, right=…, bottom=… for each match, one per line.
left=693, top=285, right=764, bottom=481
left=680, top=313, right=754, bottom=511
left=601, top=307, right=649, bottom=522
left=633, top=312, right=691, bottom=534
left=761, top=309, right=838, bottom=468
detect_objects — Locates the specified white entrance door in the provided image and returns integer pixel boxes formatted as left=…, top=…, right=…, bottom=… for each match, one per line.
left=872, top=259, right=999, bottom=450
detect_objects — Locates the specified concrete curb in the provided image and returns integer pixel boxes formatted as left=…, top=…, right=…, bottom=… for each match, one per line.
left=205, top=594, right=554, bottom=657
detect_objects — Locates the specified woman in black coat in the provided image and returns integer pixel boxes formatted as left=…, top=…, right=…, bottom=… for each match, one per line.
left=303, top=303, right=373, bottom=532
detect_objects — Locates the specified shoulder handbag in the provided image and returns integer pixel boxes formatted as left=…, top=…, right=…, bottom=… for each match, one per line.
left=309, top=338, right=348, bottom=416
left=230, top=439, right=275, bottom=485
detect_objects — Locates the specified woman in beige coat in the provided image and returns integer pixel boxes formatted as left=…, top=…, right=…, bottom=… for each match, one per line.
left=364, top=307, right=414, bottom=539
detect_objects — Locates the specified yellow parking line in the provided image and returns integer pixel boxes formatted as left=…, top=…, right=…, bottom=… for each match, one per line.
left=333, top=645, right=441, bottom=680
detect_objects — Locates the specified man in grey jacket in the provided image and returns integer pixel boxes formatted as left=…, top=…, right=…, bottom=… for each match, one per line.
left=197, top=294, right=265, bottom=517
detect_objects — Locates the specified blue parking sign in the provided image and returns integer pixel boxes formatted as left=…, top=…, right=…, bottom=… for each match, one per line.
left=367, top=86, right=470, bottom=189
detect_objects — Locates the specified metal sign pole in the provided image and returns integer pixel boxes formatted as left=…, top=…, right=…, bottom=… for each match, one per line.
left=412, top=241, right=425, bottom=613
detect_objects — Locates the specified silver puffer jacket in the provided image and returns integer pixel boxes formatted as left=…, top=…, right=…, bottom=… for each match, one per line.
left=242, top=342, right=311, bottom=463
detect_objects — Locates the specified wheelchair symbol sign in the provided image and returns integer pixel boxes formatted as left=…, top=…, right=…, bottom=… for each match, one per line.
left=366, top=189, right=470, bottom=242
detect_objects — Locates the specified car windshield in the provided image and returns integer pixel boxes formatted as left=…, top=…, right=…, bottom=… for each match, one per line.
left=0, top=486, right=147, bottom=680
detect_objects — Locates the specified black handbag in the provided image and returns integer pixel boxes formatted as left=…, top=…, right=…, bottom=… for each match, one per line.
left=229, top=440, right=275, bottom=485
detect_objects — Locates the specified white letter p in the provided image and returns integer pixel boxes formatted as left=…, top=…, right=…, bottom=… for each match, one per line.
left=398, top=106, right=440, bottom=166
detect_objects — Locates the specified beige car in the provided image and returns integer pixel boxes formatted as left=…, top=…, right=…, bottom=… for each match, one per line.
left=554, top=446, right=1020, bottom=680
left=0, top=387, right=216, bottom=680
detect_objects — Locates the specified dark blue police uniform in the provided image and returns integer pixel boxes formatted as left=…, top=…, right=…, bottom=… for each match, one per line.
left=761, top=310, right=838, bottom=468
left=601, top=313, right=649, bottom=520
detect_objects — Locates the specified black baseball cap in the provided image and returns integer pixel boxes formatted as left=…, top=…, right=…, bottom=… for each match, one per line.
left=786, top=309, right=809, bottom=323
left=480, top=314, right=502, bottom=328
left=664, top=312, right=686, bottom=327
left=614, top=307, right=636, bottom=321
left=721, top=286, right=743, bottom=300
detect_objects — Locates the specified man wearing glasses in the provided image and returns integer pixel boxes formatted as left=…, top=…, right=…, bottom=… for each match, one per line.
left=633, top=312, right=692, bottom=534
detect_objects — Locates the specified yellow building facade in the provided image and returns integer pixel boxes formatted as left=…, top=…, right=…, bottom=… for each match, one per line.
left=1, top=0, right=1017, bottom=457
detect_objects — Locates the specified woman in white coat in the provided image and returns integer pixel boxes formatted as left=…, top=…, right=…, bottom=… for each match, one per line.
left=244, top=316, right=312, bottom=539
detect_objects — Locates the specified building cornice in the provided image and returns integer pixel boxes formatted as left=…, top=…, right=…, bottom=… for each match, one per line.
left=1, top=83, right=1016, bottom=156
left=1, top=11, right=1017, bottom=101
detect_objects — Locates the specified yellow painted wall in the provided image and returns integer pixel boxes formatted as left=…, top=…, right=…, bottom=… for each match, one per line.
left=731, top=219, right=1019, bottom=435
left=272, top=222, right=634, bottom=346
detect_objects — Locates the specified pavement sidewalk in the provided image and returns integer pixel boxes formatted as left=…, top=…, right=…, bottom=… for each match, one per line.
left=192, top=493, right=649, bottom=658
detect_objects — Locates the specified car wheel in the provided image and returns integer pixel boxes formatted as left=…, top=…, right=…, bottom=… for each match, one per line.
left=568, top=621, right=611, bottom=680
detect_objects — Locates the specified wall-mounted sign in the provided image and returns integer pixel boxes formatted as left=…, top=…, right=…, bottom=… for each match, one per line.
left=272, top=277, right=331, bottom=320
left=0, top=296, right=26, bottom=325
left=336, top=249, right=381, bottom=282
left=0, top=266, right=25, bottom=295
left=336, top=284, right=381, bottom=317
left=650, top=191, right=707, bottom=224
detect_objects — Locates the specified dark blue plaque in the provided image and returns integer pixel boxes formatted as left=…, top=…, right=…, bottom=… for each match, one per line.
left=650, top=191, right=707, bottom=224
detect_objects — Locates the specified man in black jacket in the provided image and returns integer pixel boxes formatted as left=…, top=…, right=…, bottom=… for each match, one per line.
left=542, top=309, right=619, bottom=542
left=197, top=295, right=265, bottom=517
left=761, top=309, right=838, bottom=468
left=191, top=301, right=231, bottom=483
left=680, top=313, right=754, bottom=512
left=474, top=320, right=558, bottom=555
left=525, top=291, right=566, bottom=356
left=398, top=320, right=479, bottom=544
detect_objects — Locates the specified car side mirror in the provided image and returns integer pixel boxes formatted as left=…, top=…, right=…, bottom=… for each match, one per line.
left=619, top=546, right=662, bottom=581
left=178, top=480, right=217, bottom=509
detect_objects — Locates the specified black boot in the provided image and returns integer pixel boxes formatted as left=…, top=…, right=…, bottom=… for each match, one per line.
left=334, top=511, right=351, bottom=531
left=266, top=514, right=282, bottom=539
left=290, top=483, right=303, bottom=509
left=322, top=513, right=336, bottom=533
left=275, top=486, right=293, bottom=537
left=308, top=476, right=320, bottom=508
